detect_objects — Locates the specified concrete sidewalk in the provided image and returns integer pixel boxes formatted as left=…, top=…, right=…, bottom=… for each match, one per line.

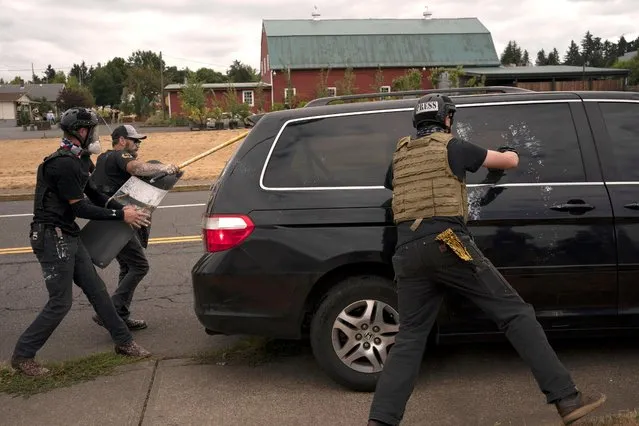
left=1, top=348, right=638, bottom=426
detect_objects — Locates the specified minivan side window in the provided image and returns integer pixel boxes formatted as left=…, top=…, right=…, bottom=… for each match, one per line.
left=599, top=102, right=639, bottom=181
left=453, top=103, right=586, bottom=184
left=262, top=110, right=413, bottom=188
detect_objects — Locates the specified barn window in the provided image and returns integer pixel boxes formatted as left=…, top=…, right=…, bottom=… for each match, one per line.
left=380, top=86, right=391, bottom=93
left=243, top=90, right=255, bottom=107
left=284, top=88, right=297, bottom=104
left=327, top=87, right=337, bottom=97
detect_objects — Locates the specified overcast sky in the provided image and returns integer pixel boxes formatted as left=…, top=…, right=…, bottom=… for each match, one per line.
left=0, top=0, right=637, bottom=81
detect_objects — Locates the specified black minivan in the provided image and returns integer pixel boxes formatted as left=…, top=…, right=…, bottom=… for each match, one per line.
left=191, top=87, right=639, bottom=391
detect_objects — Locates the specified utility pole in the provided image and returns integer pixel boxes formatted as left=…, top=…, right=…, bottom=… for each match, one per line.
left=160, top=51, right=166, bottom=119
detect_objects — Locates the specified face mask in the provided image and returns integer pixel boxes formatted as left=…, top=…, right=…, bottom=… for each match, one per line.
left=88, top=140, right=102, bottom=155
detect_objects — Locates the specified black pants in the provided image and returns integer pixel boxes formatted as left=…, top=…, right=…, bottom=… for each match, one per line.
left=369, top=233, right=577, bottom=426
left=112, top=233, right=149, bottom=320
left=13, top=225, right=132, bottom=359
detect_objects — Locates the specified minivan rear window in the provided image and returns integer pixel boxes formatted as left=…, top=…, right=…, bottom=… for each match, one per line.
left=262, top=110, right=412, bottom=188
left=453, top=102, right=585, bottom=184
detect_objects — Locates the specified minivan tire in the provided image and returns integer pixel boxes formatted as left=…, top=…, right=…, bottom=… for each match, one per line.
left=310, top=275, right=399, bottom=392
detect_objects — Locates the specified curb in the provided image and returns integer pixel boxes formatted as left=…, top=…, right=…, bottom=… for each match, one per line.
left=0, top=184, right=211, bottom=203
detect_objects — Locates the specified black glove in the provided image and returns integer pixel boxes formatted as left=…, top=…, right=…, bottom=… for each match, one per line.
left=486, top=168, right=505, bottom=177
left=497, top=146, right=518, bottom=155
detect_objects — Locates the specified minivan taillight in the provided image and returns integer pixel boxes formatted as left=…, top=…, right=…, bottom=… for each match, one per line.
left=202, top=215, right=254, bottom=252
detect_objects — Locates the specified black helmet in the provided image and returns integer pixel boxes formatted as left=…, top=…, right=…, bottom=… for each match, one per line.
left=412, top=94, right=456, bottom=130
left=59, top=107, right=99, bottom=148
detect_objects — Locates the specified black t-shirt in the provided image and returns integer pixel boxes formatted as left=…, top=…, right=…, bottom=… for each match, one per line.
left=91, top=150, right=135, bottom=195
left=38, top=155, right=91, bottom=235
left=385, top=137, right=488, bottom=247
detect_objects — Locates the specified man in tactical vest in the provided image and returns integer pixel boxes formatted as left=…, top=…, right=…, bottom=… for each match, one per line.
left=89, top=125, right=179, bottom=331
left=367, top=94, right=605, bottom=426
left=11, top=108, right=153, bottom=377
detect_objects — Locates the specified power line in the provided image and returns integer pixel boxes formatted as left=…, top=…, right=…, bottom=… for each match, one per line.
left=0, top=66, right=74, bottom=72
left=160, top=54, right=227, bottom=69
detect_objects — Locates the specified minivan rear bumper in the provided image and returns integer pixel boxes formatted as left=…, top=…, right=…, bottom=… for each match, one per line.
left=191, top=251, right=308, bottom=339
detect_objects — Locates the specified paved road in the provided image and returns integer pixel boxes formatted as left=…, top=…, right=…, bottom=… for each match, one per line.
left=0, top=190, right=241, bottom=362
left=1, top=190, right=638, bottom=424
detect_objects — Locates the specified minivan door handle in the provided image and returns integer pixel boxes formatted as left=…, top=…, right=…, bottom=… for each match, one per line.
left=624, top=202, right=639, bottom=210
left=549, top=200, right=594, bottom=213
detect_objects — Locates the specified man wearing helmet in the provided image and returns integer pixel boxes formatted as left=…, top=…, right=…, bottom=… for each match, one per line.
left=367, top=94, right=605, bottom=426
left=89, top=124, right=179, bottom=331
left=11, top=107, right=153, bottom=377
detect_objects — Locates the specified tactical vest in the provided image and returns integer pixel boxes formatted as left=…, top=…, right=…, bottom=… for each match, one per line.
left=91, top=150, right=130, bottom=196
left=391, top=132, right=468, bottom=226
left=33, top=149, right=87, bottom=225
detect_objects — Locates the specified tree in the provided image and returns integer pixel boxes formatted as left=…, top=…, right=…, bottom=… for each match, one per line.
left=254, top=82, right=266, bottom=112
left=195, top=67, right=227, bottom=83
left=500, top=40, right=525, bottom=65
left=315, top=68, right=330, bottom=98
left=66, top=75, right=80, bottom=88
left=44, top=65, right=56, bottom=82
left=89, top=57, right=130, bottom=106
left=564, top=40, right=582, bottom=65
left=10, top=76, right=24, bottom=85
left=536, top=49, right=548, bottom=66
left=522, top=50, right=530, bottom=66
left=393, top=68, right=422, bottom=91
left=336, top=67, right=357, bottom=95
left=31, top=74, right=42, bottom=84
left=370, top=67, right=385, bottom=92
left=617, top=36, right=629, bottom=57
left=126, top=50, right=163, bottom=116
left=222, top=84, right=250, bottom=120
left=580, top=31, right=605, bottom=67
left=51, top=71, right=67, bottom=84
left=613, top=55, right=639, bottom=86
left=547, top=48, right=561, bottom=65
left=602, top=41, right=618, bottom=67
left=226, top=60, right=259, bottom=82
left=165, top=66, right=189, bottom=84
left=35, top=96, right=55, bottom=115
left=429, top=66, right=465, bottom=88
left=70, top=61, right=93, bottom=86
left=178, top=72, right=210, bottom=126
left=91, top=67, right=119, bottom=106
left=56, top=86, right=95, bottom=110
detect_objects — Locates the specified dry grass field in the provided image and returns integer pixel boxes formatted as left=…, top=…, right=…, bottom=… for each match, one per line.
left=0, top=129, right=247, bottom=191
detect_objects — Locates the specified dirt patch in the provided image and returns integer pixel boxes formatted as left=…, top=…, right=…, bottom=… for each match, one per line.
left=0, top=129, right=247, bottom=191
left=581, top=410, right=639, bottom=425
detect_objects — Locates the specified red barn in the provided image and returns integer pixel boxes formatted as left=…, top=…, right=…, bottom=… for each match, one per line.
left=259, top=14, right=501, bottom=107
left=165, top=82, right=272, bottom=118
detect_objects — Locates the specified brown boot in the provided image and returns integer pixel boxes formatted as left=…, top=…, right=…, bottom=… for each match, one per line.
left=11, top=356, right=50, bottom=377
left=556, top=391, right=606, bottom=425
left=114, top=341, right=151, bottom=358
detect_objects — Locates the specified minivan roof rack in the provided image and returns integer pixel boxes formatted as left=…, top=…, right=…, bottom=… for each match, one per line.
left=304, top=86, right=533, bottom=107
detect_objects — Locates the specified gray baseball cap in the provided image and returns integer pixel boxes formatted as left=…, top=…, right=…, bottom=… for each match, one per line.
left=111, top=124, right=147, bottom=141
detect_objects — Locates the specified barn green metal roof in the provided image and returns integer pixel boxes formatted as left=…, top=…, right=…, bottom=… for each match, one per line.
left=263, top=18, right=500, bottom=69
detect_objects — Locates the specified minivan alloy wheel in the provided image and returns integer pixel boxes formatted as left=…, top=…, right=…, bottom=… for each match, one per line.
left=331, top=299, right=399, bottom=374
